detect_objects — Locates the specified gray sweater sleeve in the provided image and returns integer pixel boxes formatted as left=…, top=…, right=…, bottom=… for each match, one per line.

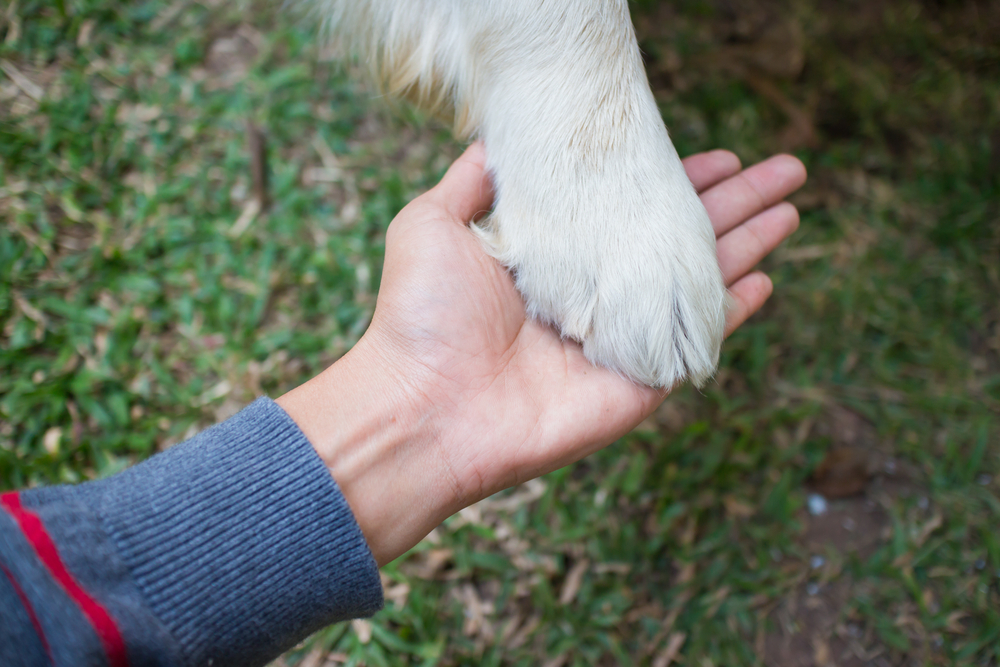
left=0, top=397, right=384, bottom=667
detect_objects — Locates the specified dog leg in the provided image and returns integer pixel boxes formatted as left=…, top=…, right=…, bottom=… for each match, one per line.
left=318, top=0, right=728, bottom=388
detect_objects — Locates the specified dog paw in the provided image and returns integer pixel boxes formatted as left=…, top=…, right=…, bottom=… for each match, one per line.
left=473, top=133, right=728, bottom=388
left=324, top=0, right=729, bottom=386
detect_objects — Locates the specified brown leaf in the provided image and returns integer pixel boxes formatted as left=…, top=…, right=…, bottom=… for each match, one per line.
left=461, top=584, right=493, bottom=637
left=298, top=649, right=326, bottom=667
left=67, top=401, right=83, bottom=445
left=652, top=632, right=686, bottom=667
left=350, top=619, right=372, bottom=644
left=913, top=512, right=943, bottom=548
left=1, top=59, right=43, bottom=100
left=945, top=611, right=969, bottom=634
left=42, top=427, right=61, bottom=455
left=705, top=585, right=730, bottom=618
left=559, top=558, right=589, bottom=605
left=723, top=495, right=756, bottom=519
left=674, top=561, right=696, bottom=586
left=404, top=548, right=453, bottom=579
left=810, top=447, right=872, bottom=498
left=247, top=120, right=269, bottom=211
left=508, top=614, right=541, bottom=649
left=384, top=582, right=410, bottom=608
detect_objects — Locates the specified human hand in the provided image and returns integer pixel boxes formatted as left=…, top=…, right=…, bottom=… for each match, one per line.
left=278, top=142, right=806, bottom=564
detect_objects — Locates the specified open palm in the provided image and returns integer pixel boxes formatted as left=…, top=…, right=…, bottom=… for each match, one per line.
left=364, top=142, right=807, bottom=507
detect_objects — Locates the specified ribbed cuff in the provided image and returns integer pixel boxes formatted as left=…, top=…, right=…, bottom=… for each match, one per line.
left=36, top=397, right=383, bottom=667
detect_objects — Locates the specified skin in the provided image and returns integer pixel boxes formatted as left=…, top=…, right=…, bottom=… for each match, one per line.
left=277, top=142, right=807, bottom=565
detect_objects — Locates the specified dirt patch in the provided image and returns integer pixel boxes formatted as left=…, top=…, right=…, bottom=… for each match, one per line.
left=764, top=578, right=863, bottom=667
left=766, top=399, right=899, bottom=667
left=803, top=496, right=888, bottom=561
left=764, top=496, right=890, bottom=666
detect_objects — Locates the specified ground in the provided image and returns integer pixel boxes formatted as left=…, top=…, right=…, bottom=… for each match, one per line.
left=1, top=0, right=998, bottom=665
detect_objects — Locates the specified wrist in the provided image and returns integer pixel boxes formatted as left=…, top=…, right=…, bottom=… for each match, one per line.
left=275, top=335, right=459, bottom=565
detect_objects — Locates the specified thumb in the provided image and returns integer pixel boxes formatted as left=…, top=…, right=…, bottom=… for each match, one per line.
left=427, top=141, right=495, bottom=224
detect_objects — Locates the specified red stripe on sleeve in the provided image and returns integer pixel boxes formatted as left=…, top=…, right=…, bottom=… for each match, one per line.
left=1, top=491, right=129, bottom=667
left=0, top=560, right=54, bottom=665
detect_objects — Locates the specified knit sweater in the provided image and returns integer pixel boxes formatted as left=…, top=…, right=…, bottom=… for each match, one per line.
left=0, top=397, right=384, bottom=667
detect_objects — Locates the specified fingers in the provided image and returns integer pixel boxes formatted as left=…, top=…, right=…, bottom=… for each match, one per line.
left=682, top=150, right=742, bottom=192
left=724, top=272, right=773, bottom=338
left=428, top=141, right=496, bottom=224
left=702, top=153, right=804, bottom=338
left=701, top=155, right=807, bottom=238
left=716, top=201, right=800, bottom=285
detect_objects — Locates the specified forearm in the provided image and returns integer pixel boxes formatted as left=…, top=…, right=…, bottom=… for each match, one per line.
left=0, top=398, right=382, bottom=667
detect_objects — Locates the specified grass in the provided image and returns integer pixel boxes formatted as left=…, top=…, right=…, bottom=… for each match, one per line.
left=1, top=0, right=998, bottom=665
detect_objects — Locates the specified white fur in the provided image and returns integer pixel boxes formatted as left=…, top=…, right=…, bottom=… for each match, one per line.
left=312, top=0, right=728, bottom=388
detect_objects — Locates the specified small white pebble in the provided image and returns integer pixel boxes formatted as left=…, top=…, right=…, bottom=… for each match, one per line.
left=806, top=582, right=820, bottom=596
left=842, top=517, right=857, bottom=531
left=884, top=459, right=897, bottom=474
left=807, top=493, right=828, bottom=516
left=976, top=559, right=987, bottom=571
left=978, top=474, right=992, bottom=486
left=810, top=555, right=826, bottom=569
